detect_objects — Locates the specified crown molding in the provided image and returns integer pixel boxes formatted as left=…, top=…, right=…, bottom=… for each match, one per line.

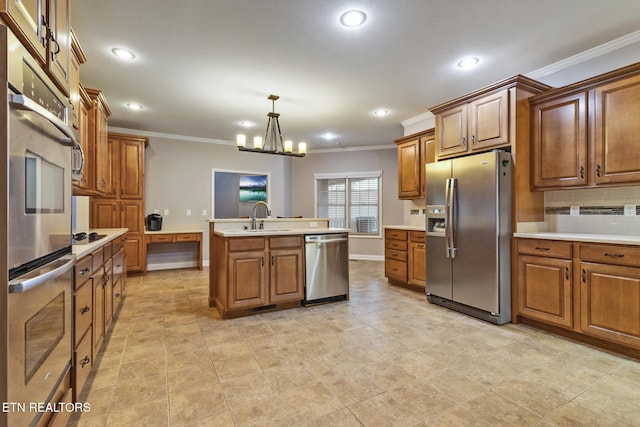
left=527, top=29, right=640, bottom=79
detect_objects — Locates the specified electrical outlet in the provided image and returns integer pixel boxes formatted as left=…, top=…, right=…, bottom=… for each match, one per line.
left=202, top=209, right=207, bottom=216
left=624, top=204, right=637, bottom=216
left=570, top=206, right=580, bottom=216
left=186, top=209, right=191, bottom=216
left=153, top=208, right=159, bottom=214
left=410, top=209, right=419, bottom=215
left=164, top=209, right=170, bottom=216
left=310, top=221, right=318, bottom=228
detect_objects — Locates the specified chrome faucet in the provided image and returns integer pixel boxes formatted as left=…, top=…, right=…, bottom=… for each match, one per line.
left=251, top=201, right=271, bottom=229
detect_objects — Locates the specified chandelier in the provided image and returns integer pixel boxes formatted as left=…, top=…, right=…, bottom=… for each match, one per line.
left=236, top=94, right=306, bottom=157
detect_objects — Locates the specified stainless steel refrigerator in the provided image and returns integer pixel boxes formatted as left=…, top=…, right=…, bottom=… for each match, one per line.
left=425, top=150, right=512, bottom=324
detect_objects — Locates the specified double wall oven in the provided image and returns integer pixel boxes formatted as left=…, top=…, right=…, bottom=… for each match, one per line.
left=2, top=26, right=79, bottom=426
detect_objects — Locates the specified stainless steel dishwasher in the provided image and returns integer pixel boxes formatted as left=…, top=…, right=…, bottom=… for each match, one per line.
left=304, top=233, right=349, bottom=304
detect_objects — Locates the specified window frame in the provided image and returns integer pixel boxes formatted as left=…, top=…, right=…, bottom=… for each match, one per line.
left=314, top=171, right=383, bottom=239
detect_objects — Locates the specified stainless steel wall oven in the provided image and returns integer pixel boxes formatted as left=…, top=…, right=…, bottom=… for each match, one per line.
left=2, top=25, right=78, bottom=427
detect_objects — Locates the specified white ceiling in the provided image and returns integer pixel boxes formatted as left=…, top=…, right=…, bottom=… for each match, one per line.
left=71, top=0, right=640, bottom=151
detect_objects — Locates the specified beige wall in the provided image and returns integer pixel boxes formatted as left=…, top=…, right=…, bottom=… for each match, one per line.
left=290, top=147, right=404, bottom=260
left=140, top=134, right=402, bottom=267
left=142, top=136, right=292, bottom=269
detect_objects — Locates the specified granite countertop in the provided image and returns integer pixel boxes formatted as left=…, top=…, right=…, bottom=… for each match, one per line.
left=214, top=228, right=350, bottom=237
left=384, top=225, right=426, bottom=231
left=514, top=232, right=640, bottom=245
left=72, top=228, right=128, bottom=258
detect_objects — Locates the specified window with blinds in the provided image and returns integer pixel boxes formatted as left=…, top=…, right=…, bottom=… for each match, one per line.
left=315, top=172, right=382, bottom=236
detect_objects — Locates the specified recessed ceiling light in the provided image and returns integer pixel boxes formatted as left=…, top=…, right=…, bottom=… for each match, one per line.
left=322, top=132, right=336, bottom=140
left=457, top=56, right=480, bottom=69
left=373, top=109, right=389, bottom=117
left=340, top=10, right=367, bottom=27
left=239, top=120, right=255, bottom=128
left=111, top=47, right=136, bottom=60
left=126, top=103, right=143, bottom=110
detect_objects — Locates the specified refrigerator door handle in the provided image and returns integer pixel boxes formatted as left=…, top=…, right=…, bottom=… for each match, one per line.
left=448, top=178, right=457, bottom=258
left=444, top=178, right=452, bottom=258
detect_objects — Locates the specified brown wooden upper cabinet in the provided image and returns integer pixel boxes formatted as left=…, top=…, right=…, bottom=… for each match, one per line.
left=531, top=91, right=588, bottom=189
left=530, top=63, right=640, bottom=190
left=435, top=90, right=509, bottom=159
left=394, top=129, right=435, bottom=199
left=0, top=0, right=71, bottom=95
left=430, top=76, right=550, bottom=163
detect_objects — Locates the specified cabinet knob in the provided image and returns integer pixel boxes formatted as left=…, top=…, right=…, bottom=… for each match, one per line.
left=565, top=266, right=569, bottom=280
left=461, top=136, right=466, bottom=147
left=579, top=166, right=584, bottom=179
left=80, top=306, right=90, bottom=315
left=596, top=164, right=602, bottom=177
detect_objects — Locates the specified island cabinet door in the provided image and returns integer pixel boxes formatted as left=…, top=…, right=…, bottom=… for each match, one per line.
left=227, top=251, right=268, bottom=309
left=270, top=248, right=304, bottom=303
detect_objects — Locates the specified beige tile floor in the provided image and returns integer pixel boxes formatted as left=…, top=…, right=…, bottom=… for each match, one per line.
left=70, top=261, right=640, bottom=426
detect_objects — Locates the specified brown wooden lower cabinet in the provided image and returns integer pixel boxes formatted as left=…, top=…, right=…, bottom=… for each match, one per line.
left=515, top=237, right=640, bottom=356
left=73, top=235, right=127, bottom=401
left=212, top=234, right=304, bottom=317
left=384, top=228, right=426, bottom=291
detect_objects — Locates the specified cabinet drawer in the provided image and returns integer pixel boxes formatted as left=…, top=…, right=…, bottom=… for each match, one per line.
left=103, top=241, right=113, bottom=258
left=91, top=247, right=104, bottom=271
left=579, top=244, right=640, bottom=268
left=74, top=331, right=93, bottom=399
left=385, top=229, right=408, bottom=240
left=385, top=259, right=407, bottom=282
left=74, top=255, right=93, bottom=290
left=150, top=234, right=174, bottom=243
left=228, top=237, right=265, bottom=252
left=385, top=250, right=408, bottom=262
left=175, top=233, right=199, bottom=242
left=409, top=231, right=426, bottom=243
left=517, top=239, right=572, bottom=259
left=112, top=236, right=123, bottom=254
left=74, top=282, right=92, bottom=347
left=385, top=239, right=408, bottom=251
left=270, top=235, right=302, bottom=249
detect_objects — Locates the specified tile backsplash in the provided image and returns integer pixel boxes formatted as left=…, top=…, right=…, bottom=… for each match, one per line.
left=545, top=186, right=640, bottom=235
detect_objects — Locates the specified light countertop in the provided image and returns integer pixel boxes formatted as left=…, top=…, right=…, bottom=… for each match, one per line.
left=214, top=228, right=350, bottom=237
left=145, top=225, right=203, bottom=235
left=384, top=225, right=426, bottom=231
left=72, top=228, right=128, bottom=259
left=514, top=232, right=640, bottom=245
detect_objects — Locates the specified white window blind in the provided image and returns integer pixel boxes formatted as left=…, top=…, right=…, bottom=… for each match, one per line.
left=315, top=172, right=381, bottom=236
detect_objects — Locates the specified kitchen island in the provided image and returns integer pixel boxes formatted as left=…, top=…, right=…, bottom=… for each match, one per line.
left=209, top=218, right=350, bottom=318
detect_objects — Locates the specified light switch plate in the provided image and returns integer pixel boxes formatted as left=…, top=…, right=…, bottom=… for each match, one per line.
left=153, top=208, right=159, bottom=214
left=163, top=209, right=169, bottom=216
left=186, top=209, right=191, bottom=216
left=570, top=206, right=580, bottom=216
left=202, top=209, right=207, bottom=216
left=624, top=204, right=637, bottom=216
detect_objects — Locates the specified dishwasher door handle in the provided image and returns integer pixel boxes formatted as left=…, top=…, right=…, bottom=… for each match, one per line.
left=309, top=238, right=348, bottom=244
left=305, top=234, right=348, bottom=244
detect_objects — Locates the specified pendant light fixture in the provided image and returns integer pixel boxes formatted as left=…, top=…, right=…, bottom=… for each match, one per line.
left=236, top=95, right=306, bottom=157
